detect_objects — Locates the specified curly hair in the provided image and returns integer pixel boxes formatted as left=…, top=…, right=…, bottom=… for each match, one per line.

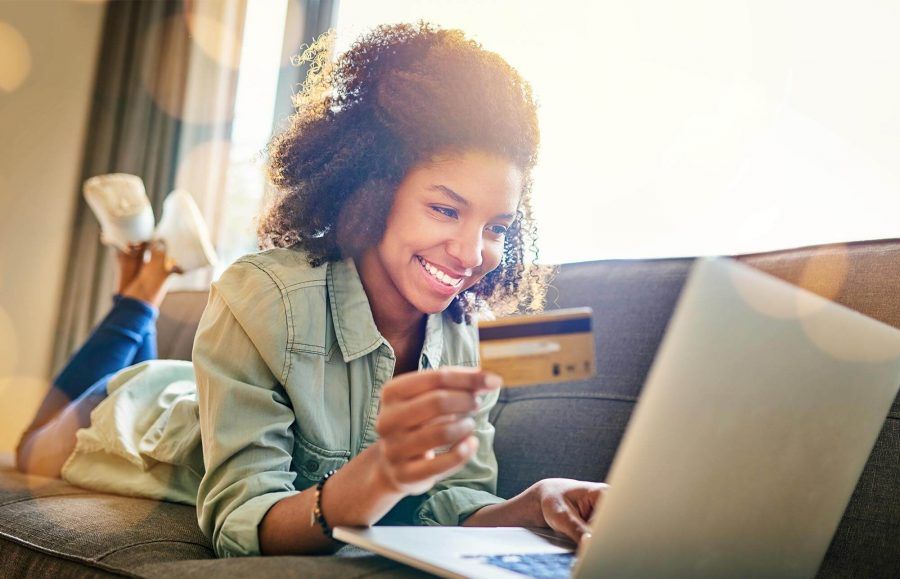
left=260, top=22, right=550, bottom=323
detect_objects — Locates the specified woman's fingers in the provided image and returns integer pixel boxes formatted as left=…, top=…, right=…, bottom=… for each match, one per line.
left=372, top=368, right=500, bottom=493
left=579, top=484, right=608, bottom=520
left=381, top=367, right=502, bottom=404
left=545, top=497, right=592, bottom=544
left=376, top=389, right=479, bottom=436
left=381, top=417, right=477, bottom=462
left=389, top=436, right=480, bottom=486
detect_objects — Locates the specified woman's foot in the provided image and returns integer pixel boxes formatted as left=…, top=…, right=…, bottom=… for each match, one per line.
left=121, top=242, right=176, bottom=308
left=115, top=243, right=148, bottom=295
left=153, top=189, right=218, bottom=272
left=83, top=174, right=155, bottom=250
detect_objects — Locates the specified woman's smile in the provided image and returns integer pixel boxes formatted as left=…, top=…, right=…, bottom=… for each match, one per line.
left=416, top=255, right=466, bottom=297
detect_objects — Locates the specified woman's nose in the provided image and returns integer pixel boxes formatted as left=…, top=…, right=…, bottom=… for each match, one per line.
left=446, top=232, right=483, bottom=271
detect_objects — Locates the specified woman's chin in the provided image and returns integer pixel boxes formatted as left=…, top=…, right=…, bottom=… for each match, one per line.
left=413, top=295, right=456, bottom=316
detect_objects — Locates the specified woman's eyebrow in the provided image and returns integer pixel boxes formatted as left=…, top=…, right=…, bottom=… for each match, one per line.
left=430, top=184, right=469, bottom=207
left=429, top=184, right=516, bottom=220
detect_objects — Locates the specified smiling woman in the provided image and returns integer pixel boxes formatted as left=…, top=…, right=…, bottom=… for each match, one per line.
left=16, top=21, right=607, bottom=560
left=261, top=24, right=547, bottom=323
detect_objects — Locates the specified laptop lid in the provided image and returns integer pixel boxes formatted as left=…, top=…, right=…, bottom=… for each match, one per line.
left=575, top=257, right=900, bottom=578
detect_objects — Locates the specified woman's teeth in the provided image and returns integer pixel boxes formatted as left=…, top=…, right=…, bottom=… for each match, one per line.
left=418, top=257, right=462, bottom=286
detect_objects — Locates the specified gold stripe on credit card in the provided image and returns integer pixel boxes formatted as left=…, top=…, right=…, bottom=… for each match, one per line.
left=477, top=307, right=596, bottom=388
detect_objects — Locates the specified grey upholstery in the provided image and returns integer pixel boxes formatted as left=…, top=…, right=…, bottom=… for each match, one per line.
left=155, top=290, right=209, bottom=362
left=1, top=239, right=897, bottom=577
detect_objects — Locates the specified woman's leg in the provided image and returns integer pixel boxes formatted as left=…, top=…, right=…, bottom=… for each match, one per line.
left=133, top=320, right=158, bottom=364
left=51, top=296, right=159, bottom=406
left=16, top=245, right=173, bottom=477
left=121, top=242, right=178, bottom=367
left=15, top=375, right=113, bottom=478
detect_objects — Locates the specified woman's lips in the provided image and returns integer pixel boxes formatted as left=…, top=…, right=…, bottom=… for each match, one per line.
left=416, top=256, right=463, bottom=297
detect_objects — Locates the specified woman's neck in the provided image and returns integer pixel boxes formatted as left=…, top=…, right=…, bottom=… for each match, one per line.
left=355, top=249, right=427, bottom=353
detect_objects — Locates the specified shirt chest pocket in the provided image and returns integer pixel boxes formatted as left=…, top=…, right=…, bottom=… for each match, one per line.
left=285, top=349, right=353, bottom=459
left=294, top=434, right=350, bottom=485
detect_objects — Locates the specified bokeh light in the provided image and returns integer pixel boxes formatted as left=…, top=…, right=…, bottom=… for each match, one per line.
left=0, top=307, right=18, bottom=379
left=173, top=139, right=233, bottom=211
left=184, top=0, right=244, bottom=70
left=0, top=21, right=32, bottom=93
left=736, top=246, right=852, bottom=321
left=0, top=375, right=48, bottom=480
left=140, top=15, right=237, bottom=124
left=800, top=306, right=900, bottom=363
left=729, top=261, right=821, bottom=321
left=0, top=172, right=9, bottom=226
left=795, top=245, right=849, bottom=316
left=728, top=253, right=900, bottom=362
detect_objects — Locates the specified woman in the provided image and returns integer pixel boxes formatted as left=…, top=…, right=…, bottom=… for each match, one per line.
left=17, top=22, right=606, bottom=558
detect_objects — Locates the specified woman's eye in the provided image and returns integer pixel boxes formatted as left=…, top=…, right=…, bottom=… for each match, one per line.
left=487, top=224, right=509, bottom=237
left=430, top=205, right=459, bottom=219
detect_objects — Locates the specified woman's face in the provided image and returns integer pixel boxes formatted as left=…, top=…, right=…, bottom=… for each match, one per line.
left=363, top=150, right=523, bottom=317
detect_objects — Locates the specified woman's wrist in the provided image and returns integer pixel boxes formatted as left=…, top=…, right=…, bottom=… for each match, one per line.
left=319, top=442, right=407, bottom=527
left=367, top=440, right=407, bottom=496
left=259, top=443, right=408, bottom=555
left=462, top=482, right=546, bottom=528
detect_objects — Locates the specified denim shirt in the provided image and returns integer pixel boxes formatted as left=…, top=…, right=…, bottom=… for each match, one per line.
left=60, top=248, right=503, bottom=558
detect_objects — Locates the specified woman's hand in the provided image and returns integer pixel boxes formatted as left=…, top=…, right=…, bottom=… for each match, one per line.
left=373, top=367, right=502, bottom=496
left=463, top=477, right=608, bottom=544
left=533, top=478, right=608, bottom=544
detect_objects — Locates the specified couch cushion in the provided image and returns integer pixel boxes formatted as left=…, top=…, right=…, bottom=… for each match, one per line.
left=0, top=452, right=213, bottom=577
left=0, top=454, right=427, bottom=577
left=490, top=257, right=693, bottom=498
left=737, top=239, right=900, bottom=330
left=156, top=291, right=209, bottom=361
left=490, top=238, right=900, bottom=578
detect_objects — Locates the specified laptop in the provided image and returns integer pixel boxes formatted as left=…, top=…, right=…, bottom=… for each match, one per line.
left=335, top=257, right=900, bottom=578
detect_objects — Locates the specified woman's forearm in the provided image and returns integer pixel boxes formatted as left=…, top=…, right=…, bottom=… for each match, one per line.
left=461, top=483, right=545, bottom=528
left=258, top=442, right=405, bottom=555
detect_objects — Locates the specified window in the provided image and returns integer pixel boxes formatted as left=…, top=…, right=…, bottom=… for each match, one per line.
left=335, top=0, right=900, bottom=263
left=217, top=1, right=899, bottom=268
left=211, top=0, right=288, bottom=277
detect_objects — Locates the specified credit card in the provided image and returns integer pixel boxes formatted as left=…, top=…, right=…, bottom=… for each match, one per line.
left=477, top=307, right=596, bottom=388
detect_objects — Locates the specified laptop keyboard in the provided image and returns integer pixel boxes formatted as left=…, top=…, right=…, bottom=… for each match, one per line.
left=464, top=552, right=576, bottom=578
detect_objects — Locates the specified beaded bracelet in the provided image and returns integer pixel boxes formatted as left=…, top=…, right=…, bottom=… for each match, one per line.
left=311, top=469, right=338, bottom=538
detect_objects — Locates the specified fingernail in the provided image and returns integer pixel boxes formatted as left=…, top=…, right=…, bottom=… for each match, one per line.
left=484, top=373, right=502, bottom=389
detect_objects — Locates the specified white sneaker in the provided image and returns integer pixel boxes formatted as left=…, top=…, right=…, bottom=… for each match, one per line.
left=153, top=189, right=218, bottom=272
left=82, top=173, right=155, bottom=250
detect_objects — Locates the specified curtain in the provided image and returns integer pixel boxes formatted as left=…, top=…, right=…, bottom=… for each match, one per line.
left=51, top=0, right=246, bottom=374
left=271, top=0, right=339, bottom=132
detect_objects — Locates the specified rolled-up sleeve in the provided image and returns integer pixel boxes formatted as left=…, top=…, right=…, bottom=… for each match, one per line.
left=414, top=388, right=505, bottom=525
left=192, top=260, right=299, bottom=558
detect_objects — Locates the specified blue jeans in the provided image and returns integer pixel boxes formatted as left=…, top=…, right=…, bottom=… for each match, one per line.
left=16, top=295, right=159, bottom=475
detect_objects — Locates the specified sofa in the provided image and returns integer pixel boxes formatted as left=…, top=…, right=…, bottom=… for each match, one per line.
left=1, top=239, right=898, bottom=578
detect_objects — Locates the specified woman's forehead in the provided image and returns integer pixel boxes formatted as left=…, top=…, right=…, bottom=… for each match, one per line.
left=412, top=151, right=523, bottom=204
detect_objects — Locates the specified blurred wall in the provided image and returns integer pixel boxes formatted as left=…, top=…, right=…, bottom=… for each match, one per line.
left=0, top=1, right=106, bottom=454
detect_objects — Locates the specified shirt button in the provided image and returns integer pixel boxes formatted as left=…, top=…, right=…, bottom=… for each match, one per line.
left=306, top=459, right=319, bottom=472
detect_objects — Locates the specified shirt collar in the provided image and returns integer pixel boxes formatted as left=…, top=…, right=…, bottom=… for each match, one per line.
left=328, top=257, right=384, bottom=362
left=327, top=256, right=448, bottom=367
left=420, top=312, right=445, bottom=369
